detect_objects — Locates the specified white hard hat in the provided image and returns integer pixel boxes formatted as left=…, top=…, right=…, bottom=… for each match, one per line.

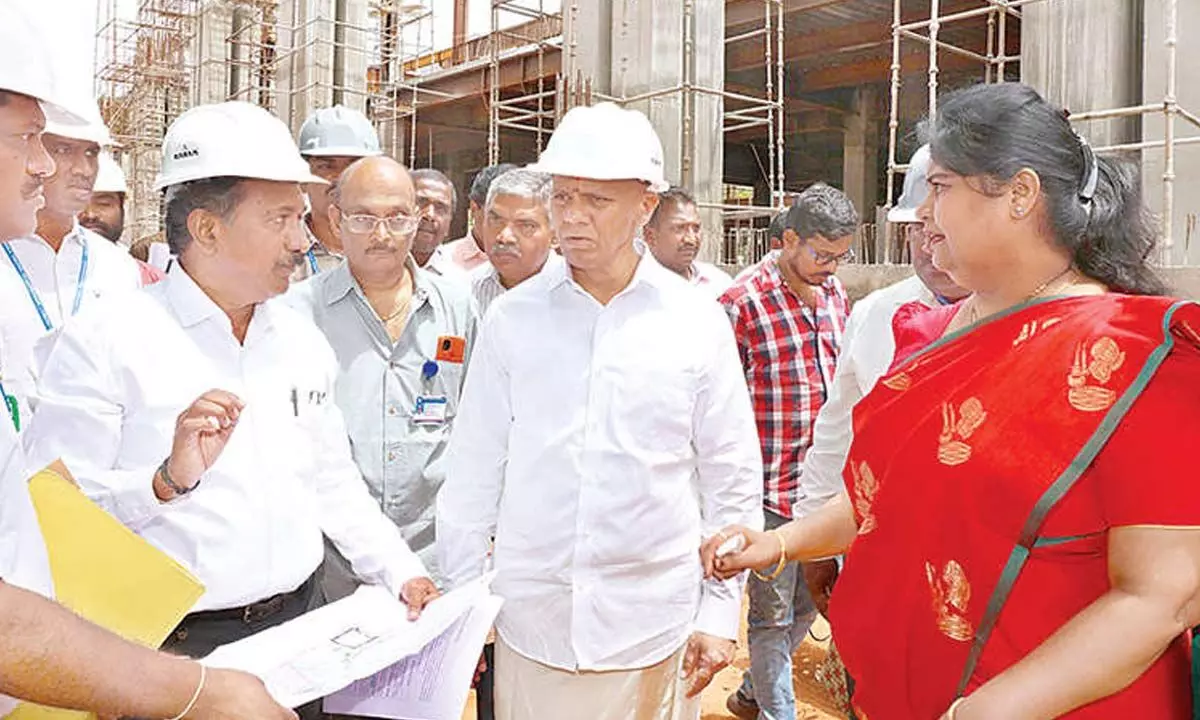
left=887, top=144, right=932, bottom=223
left=93, top=153, right=127, bottom=194
left=44, top=99, right=115, bottom=147
left=0, top=0, right=93, bottom=124
left=528, top=102, right=668, bottom=192
left=155, top=101, right=326, bottom=191
left=298, top=105, right=382, bottom=157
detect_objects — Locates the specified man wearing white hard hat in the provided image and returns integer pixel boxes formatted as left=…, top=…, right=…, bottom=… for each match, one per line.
left=438, top=102, right=762, bottom=720
left=0, top=2, right=294, bottom=718
left=80, top=153, right=166, bottom=286
left=0, top=102, right=143, bottom=425
left=25, top=101, right=439, bottom=683
left=294, top=104, right=382, bottom=280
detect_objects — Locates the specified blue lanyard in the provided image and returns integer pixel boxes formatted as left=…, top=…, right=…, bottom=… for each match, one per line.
left=3, top=240, right=89, bottom=331
left=0, top=379, right=18, bottom=432
left=306, top=248, right=320, bottom=274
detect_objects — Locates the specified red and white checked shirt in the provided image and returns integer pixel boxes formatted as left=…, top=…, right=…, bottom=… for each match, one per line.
left=719, top=258, right=849, bottom=519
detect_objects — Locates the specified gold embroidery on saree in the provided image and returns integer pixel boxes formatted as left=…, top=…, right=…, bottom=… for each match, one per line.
left=881, top=372, right=912, bottom=392
left=1012, top=317, right=1062, bottom=347
left=1067, top=337, right=1125, bottom=412
left=850, top=460, right=878, bottom=535
left=926, top=560, right=975, bottom=642
left=937, top=397, right=986, bottom=466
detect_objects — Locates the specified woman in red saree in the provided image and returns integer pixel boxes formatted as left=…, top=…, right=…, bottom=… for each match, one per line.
left=703, top=82, right=1200, bottom=720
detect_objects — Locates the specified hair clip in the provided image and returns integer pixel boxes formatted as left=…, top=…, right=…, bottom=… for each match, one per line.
left=1075, top=133, right=1099, bottom=204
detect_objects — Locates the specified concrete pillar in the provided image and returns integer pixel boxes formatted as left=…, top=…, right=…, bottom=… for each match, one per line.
left=1021, top=0, right=1143, bottom=148
left=843, top=86, right=879, bottom=223
left=1143, top=0, right=1200, bottom=263
left=610, top=0, right=724, bottom=263
left=560, top=0, right=613, bottom=99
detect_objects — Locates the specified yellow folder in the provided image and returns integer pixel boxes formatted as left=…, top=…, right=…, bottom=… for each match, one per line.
left=11, top=462, right=205, bottom=720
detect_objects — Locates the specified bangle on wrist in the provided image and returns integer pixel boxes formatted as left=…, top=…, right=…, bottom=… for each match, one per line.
left=158, top=457, right=199, bottom=497
left=753, top=529, right=789, bottom=582
left=946, top=697, right=967, bottom=720
left=168, top=662, right=206, bottom=720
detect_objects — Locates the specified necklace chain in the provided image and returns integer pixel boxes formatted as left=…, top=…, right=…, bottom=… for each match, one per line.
left=966, top=265, right=1076, bottom=325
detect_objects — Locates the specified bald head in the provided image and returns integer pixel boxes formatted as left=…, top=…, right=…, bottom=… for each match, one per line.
left=328, top=155, right=420, bottom=284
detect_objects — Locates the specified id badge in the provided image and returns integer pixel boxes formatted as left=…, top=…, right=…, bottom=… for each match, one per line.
left=413, top=395, right=448, bottom=425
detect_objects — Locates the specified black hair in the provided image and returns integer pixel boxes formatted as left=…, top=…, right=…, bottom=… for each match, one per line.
left=469, top=163, right=519, bottom=205
left=784, top=182, right=859, bottom=241
left=924, top=82, right=1166, bottom=295
left=767, top=210, right=787, bottom=243
left=162, top=177, right=245, bottom=256
left=647, top=186, right=697, bottom=228
left=411, top=167, right=458, bottom=211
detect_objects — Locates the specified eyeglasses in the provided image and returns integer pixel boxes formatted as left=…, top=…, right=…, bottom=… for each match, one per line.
left=803, top=244, right=856, bottom=265
left=341, top=213, right=420, bottom=236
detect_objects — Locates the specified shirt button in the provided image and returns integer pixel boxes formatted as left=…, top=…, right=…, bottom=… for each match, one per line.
left=387, top=451, right=397, bottom=462
left=387, top=405, right=399, bottom=417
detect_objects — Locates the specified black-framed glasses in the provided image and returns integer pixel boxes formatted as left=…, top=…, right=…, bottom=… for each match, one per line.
left=341, top=213, right=420, bottom=236
left=803, top=244, right=856, bottom=265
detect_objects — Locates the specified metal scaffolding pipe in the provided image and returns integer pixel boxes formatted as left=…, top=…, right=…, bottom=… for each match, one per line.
left=726, top=27, right=769, bottom=45
left=899, top=0, right=1047, bottom=32
left=774, top=0, right=785, bottom=208
left=928, top=0, right=939, bottom=121
left=1069, top=103, right=1165, bottom=122
left=1093, top=135, right=1200, bottom=154
left=898, top=28, right=992, bottom=64
left=1162, top=0, right=1178, bottom=260
left=884, top=0, right=903, bottom=258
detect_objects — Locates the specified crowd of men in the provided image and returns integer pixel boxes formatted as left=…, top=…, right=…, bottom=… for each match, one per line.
left=0, top=4, right=973, bottom=720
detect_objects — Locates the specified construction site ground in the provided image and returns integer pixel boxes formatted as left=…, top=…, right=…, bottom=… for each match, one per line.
left=462, top=615, right=846, bottom=720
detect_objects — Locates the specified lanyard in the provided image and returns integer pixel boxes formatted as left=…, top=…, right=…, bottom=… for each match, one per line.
left=306, top=248, right=320, bottom=275
left=3, top=240, right=90, bottom=331
left=0, top=379, right=18, bottom=432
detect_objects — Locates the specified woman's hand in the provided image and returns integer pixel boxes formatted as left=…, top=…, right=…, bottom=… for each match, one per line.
left=700, top=526, right=782, bottom=581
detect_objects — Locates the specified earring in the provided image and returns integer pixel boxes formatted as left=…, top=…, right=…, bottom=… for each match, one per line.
left=1014, top=206, right=1025, bottom=217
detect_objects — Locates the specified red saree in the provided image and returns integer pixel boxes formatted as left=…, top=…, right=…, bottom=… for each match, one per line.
left=827, top=294, right=1200, bottom=719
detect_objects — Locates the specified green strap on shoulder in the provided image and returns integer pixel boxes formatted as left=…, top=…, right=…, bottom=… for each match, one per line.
left=954, top=300, right=1188, bottom=698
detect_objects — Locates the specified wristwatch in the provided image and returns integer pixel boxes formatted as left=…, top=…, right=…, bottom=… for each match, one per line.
left=158, top=457, right=200, bottom=496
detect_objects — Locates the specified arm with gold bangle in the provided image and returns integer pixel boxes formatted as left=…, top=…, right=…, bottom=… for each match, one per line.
left=702, top=493, right=859, bottom=581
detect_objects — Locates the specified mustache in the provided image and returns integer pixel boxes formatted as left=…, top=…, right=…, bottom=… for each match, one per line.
left=21, top=177, right=43, bottom=196
left=489, top=244, right=521, bottom=258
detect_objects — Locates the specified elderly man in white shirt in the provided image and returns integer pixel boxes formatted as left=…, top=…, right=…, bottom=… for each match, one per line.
left=0, top=104, right=141, bottom=425
left=792, top=145, right=968, bottom=615
left=642, top=186, right=732, bottom=298
left=0, top=4, right=293, bottom=716
left=24, top=102, right=438, bottom=679
left=438, top=102, right=763, bottom=720
left=469, top=167, right=560, bottom=315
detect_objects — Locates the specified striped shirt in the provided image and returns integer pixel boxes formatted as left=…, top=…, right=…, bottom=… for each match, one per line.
left=719, top=257, right=849, bottom=519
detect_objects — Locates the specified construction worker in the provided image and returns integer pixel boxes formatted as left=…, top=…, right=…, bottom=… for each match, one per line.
left=410, top=168, right=464, bottom=278
left=445, top=163, right=518, bottom=272
left=438, top=102, right=763, bottom=720
left=80, top=152, right=165, bottom=285
left=295, top=104, right=382, bottom=280
left=24, top=102, right=439, bottom=691
left=642, top=186, right=733, bottom=297
left=0, top=2, right=293, bottom=716
left=0, top=101, right=141, bottom=425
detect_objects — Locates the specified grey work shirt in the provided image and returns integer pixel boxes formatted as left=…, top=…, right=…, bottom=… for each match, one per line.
left=286, top=260, right=478, bottom=593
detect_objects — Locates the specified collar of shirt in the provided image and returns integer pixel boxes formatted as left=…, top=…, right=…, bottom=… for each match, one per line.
left=323, top=255, right=432, bottom=311
left=543, top=244, right=674, bottom=302
left=163, top=261, right=282, bottom=341
left=759, top=254, right=841, bottom=307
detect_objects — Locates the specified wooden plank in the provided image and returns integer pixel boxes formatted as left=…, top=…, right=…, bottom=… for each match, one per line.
left=799, top=48, right=984, bottom=92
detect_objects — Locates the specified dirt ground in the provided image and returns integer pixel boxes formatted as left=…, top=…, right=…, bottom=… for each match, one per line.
left=462, top=616, right=847, bottom=720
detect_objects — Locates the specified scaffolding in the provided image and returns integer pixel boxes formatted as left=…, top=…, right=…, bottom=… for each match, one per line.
left=95, top=0, right=201, bottom=244
left=487, top=1, right=562, bottom=163
left=884, top=0, right=1200, bottom=265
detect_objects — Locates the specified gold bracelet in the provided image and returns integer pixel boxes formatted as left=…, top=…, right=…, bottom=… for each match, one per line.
left=945, top=697, right=967, bottom=720
left=752, top=529, right=789, bottom=582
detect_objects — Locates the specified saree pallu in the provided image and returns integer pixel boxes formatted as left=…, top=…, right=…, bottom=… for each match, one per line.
left=827, top=294, right=1200, bottom=719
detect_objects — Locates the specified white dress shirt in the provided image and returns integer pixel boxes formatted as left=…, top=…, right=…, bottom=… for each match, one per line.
left=0, top=224, right=141, bottom=421
left=795, top=274, right=938, bottom=518
left=23, top=264, right=427, bottom=611
left=438, top=253, right=764, bottom=672
left=423, top=244, right=468, bottom=283
left=689, top=261, right=734, bottom=298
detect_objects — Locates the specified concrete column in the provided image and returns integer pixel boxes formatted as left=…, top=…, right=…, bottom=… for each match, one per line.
left=1021, top=0, right=1143, bottom=148
left=610, top=0, right=724, bottom=263
left=843, top=86, right=880, bottom=223
left=560, top=0, right=613, bottom=98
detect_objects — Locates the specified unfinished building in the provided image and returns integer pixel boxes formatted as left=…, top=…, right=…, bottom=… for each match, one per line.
left=94, top=0, right=1199, bottom=265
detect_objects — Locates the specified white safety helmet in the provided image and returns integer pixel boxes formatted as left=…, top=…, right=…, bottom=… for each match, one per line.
left=0, top=0, right=92, bottom=124
left=887, top=144, right=933, bottom=224
left=155, top=101, right=326, bottom=191
left=93, top=153, right=127, bottom=194
left=528, top=102, right=669, bottom=192
left=297, top=105, right=382, bottom=157
left=44, top=98, right=115, bottom=147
